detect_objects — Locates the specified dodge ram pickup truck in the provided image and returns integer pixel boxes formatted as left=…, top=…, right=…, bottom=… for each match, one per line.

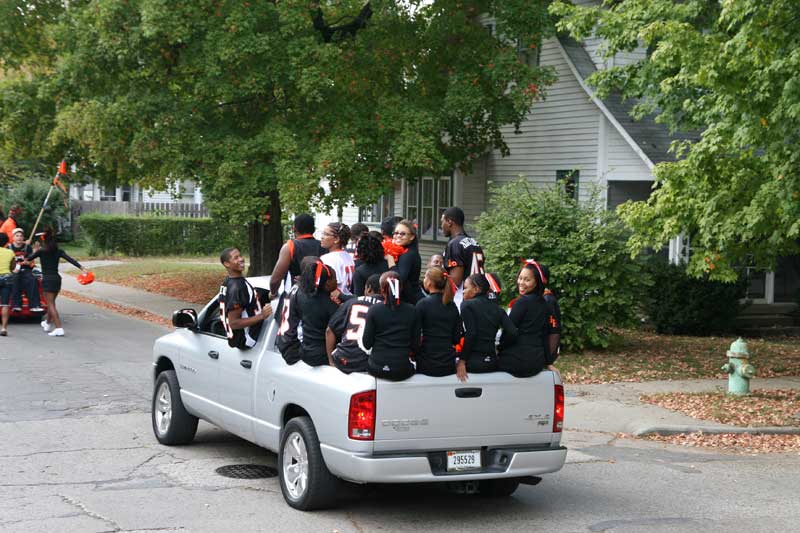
left=151, top=276, right=567, bottom=510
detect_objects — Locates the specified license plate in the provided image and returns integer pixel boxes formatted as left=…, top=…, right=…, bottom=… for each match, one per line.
left=446, top=450, right=481, bottom=471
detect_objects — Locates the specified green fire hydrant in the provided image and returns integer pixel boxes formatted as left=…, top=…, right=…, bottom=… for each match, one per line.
left=721, top=338, right=755, bottom=396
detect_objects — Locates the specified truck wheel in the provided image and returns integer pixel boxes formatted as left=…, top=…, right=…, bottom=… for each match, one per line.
left=152, top=370, right=198, bottom=445
left=480, top=478, right=521, bottom=497
left=279, top=416, right=339, bottom=510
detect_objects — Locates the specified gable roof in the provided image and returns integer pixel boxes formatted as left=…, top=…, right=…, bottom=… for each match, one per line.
left=556, top=34, right=692, bottom=168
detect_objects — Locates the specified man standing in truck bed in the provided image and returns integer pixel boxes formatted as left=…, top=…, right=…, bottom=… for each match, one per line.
left=441, top=207, right=485, bottom=308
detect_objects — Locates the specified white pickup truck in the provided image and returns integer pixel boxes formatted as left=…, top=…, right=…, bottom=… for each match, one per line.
left=151, top=276, right=567, bottom=510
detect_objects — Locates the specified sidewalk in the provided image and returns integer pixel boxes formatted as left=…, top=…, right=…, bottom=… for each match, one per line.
left=57, top=262, right=800, bottom=437
left=60, top=261, right=197, bottom=319
left=566, top=377, right=800, bottom=436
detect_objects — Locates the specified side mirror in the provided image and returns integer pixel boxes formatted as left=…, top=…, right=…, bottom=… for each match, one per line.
left=172, top=308, right=198, bottom=329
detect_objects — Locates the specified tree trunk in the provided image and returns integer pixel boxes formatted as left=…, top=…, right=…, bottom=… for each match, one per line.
left=247, top=190, right=283, bottom=276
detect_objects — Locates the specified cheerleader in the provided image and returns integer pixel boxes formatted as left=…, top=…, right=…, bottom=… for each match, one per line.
left=297, top=259, right=340, bottom=366
left=414, top=267, right=463, bottom=377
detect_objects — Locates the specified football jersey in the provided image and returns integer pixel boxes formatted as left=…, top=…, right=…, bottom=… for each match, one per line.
left=443, top=232, right=485, bottom=307
left=328, top=295, right=382, bottom=372
left=321, top=250, right=355, bottom=295
left=275, top=285, right=300, bottom=359
left=284, top=235, right=326, bottom=292
left=219, top=276, right=263, bottom=349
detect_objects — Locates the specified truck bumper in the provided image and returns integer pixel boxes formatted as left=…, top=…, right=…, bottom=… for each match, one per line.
left=320, top=444, right=568, bottom=484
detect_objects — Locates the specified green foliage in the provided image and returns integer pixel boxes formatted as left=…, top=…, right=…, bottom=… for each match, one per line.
left=0, top=177, right=69, bottom=237
left=476, top=178, right=648, bottom=351
left=79, top=214, right=246, bottom=256
left=1, top=0, right=557, bottom=227
left=643, top=257, right=745, bottom=336
left=551, top=0, right=800, bottom=280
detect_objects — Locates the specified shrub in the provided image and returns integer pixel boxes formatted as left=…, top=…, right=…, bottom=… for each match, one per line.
left=0, top=177, right=70, bottom=238
left=79, top=213, right=247, bottom=256
left=644, top=257, right=746, bottom=335
left=476, top=178, right=648, bottom=351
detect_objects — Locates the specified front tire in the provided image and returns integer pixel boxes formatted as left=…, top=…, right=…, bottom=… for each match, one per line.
left=278, top=416, right=339, bottom=510
left=152, top=370, right=198, bottom=445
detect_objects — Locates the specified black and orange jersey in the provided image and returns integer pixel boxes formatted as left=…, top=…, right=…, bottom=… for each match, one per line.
left=499, top=292, right=559, bottom=369
left=275, top=285, right=300, bottom=360
left=288, top=235, right=326, bottom=278
left=443, top=232, right=485, bottom=278
left=328, top=295, right=382, bottom=372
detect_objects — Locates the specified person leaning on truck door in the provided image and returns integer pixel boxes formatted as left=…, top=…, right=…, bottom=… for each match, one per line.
left=219, top=247, right=273, bottom=350
left=497, top=260, right=559, bottom=378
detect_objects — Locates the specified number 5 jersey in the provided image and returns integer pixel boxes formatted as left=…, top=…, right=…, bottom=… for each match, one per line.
left=327, top=295, right=383, bottom=373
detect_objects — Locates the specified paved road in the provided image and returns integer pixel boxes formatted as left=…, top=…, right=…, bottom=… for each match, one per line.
left=1, top=299, right=799, bottom=532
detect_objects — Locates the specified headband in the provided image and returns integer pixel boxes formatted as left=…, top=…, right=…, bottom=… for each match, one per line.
left=441, top=270, right=458, bottom=295
left=521, top=258, right=548, bottom=285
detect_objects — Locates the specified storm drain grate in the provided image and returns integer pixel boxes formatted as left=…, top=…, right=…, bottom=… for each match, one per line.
left=215, top=464, right=277, bottom=479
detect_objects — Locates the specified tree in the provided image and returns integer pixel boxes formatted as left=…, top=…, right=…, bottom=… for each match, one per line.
left=551, top=0, right=800, bottom=281
left=1, top=0, right=557, bottom=274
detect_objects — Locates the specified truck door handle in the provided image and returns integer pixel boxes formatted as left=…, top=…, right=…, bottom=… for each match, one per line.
left=208, top=351, right=219, bottom=360
left=455, top=387, right=482, bottom=398
left=240, top=360, right=252, bottom=369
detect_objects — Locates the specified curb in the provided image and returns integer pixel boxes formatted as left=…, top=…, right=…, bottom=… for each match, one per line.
left=633, top=425, right=800, bottom=437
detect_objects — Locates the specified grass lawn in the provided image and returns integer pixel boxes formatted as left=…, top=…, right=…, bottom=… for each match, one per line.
left=77, top=261, right=225, bottom=305
left=558, top=330, right=800, bottom=384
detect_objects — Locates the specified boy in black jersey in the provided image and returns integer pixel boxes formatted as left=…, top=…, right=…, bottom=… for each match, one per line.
left=326, top=274, right=382, bottom=373
left=219, top=247, right=273, bottom=350
left=440, top=207, right=485, bottom=307
left=270, top=214, right=326, bottom=295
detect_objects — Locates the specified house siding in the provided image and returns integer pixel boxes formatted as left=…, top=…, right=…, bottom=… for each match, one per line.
left=487, top=37, right=599, bottom=203
left=604, top=118, right=654, bottom=182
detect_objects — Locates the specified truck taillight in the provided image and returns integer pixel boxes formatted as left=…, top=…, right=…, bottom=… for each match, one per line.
left=553, top=384, right=564, bottom=433
left=348, top=390, right=376, bottom=440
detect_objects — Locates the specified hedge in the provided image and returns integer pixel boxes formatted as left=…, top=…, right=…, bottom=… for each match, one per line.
left=644, top=257, right=746, bottom=335
left=79, top=213, right=248, bottom=256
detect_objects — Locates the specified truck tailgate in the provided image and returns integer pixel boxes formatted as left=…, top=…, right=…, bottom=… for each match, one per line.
left=373, top=371, right=556, bottom=452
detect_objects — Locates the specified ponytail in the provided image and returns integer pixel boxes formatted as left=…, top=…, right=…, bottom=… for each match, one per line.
left=380, top=271, right=402, bottom=308
left=299, top=259, right=333, bottom=295
left=425, top=267, right=456, bottom=305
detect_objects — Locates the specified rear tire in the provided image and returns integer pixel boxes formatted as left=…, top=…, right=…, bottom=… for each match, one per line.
left=152, top=370, right=198, bottom=445
left=480, top=478, right=521, bottom=497
left=278, top=416, right=340, bottom=510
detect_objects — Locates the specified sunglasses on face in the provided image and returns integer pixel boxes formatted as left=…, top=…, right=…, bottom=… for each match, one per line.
left=393, top=231, right=409, bottom=236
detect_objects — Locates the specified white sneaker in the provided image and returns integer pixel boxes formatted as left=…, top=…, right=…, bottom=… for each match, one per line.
left=48, top=328, right=64, bottom=337
left=42, top=322, right=53, bottom=333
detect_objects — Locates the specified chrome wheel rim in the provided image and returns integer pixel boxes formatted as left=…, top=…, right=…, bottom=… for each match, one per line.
left=155, top=382, right=172, bottom=436
left=282, top=432, right=308, bottom=500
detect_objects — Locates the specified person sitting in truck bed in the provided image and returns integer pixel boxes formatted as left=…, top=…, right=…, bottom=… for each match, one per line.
left=497, top=260, right=560, bottom=378
left=297, top=259, right=340, bottom=367
left=326, top=274, right=383, bottom=373
left=362, top=271, right=417, bottom=381
left=456, top=273, right=518, bottom=382
left=414, top=267, right=463, bottom=378
left=275, top=256, right=319, bottom=365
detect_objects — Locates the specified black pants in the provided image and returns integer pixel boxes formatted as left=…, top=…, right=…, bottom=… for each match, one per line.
left=368, top=359, right=415, bottom=381
left=279, top=342, right=301, bottom=365
left=497, top=349, right=545, bottom=378
left=465, top=354, right=499, bottom=373
left=416, top=348, right=457, bottom=377
left=11, top=270, right=40, bottom=308
left=416, top=359, right=456, bottom=377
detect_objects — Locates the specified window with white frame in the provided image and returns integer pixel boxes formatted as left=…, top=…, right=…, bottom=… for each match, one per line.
left=99, top=185, right=117, bottom=201
left=359, top=192, right=394, bottom=224
left=404, top=176, right=452, bottom=241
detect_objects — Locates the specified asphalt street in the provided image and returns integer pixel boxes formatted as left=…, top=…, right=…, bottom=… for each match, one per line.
left=1, top=299, right=799, bottom=532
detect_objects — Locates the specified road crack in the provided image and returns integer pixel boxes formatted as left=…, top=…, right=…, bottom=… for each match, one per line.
left=57, top=494, right=121, bottom=531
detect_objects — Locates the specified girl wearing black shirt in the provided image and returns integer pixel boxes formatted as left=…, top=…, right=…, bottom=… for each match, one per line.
left=456, top=274, right=518, bottom=381
left=498, top=261, right=559, bottom=378
left=26, top=229, right=85, bottom=337
left=414, top=267, right=463, bottom=377
left=352, top=233, right=388, bottom=296
left=362, top=271, right=416, bottom=381
left=385, top=220, right=423, bottom=304
left=297, top=260, right=340, bottom=366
